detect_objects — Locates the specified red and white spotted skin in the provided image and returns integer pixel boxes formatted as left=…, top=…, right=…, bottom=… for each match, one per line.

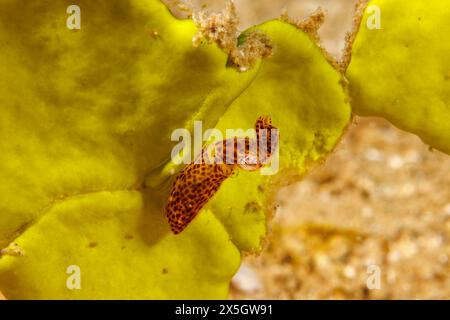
left=165, top=116, right=278, bottom=234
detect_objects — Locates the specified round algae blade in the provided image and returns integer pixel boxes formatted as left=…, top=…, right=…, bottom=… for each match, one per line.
left=347, top=0, right=450, bottom=154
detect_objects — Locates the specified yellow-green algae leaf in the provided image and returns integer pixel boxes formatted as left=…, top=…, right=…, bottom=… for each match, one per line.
left=206, top=21, right=351, bottom=252
left=347, top=0, right=450, bottom=153
left=0, top=191, right=239, bottom=299
left=0, top=0, right=255, bottom=299
left=0, top=2, right=351, bottom=299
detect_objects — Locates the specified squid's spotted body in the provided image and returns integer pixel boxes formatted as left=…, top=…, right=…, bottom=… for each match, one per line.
left=166, top=116, right=279, bottom=234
